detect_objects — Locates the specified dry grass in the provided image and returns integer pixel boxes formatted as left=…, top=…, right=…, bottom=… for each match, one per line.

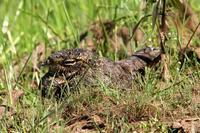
left=1, top=0, right=200, bottom=132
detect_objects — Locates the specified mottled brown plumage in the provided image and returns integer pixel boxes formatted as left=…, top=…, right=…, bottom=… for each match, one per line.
left=39, top=47, right=161, bottom=97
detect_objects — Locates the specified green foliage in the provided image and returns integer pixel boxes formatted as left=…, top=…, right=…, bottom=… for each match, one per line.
left=0, top=0, right=200, bottom=132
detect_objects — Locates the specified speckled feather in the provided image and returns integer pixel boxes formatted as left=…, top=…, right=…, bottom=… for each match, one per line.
left=39, top=47, right=161, bottom=97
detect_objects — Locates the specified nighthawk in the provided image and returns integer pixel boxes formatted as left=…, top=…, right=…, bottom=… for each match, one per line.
left=39, top=47, right=161, bottom=97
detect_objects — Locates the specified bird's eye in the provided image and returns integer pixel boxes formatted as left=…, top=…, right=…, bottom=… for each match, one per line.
left=145, top=47, right=154, bottom=53
left=150, top=47, right=154, bottom=51
left=63, top=59, right=76, bottom=66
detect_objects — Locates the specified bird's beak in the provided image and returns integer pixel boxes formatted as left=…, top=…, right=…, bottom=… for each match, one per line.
left=40, top=59, right=50, bottom=67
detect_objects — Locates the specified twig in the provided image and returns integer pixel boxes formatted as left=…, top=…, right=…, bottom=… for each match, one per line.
left=185, top=22, right=200, bottom=51
left=180, top=22, right=200, bottom=69
left=160, top=0, right=167, bottom=54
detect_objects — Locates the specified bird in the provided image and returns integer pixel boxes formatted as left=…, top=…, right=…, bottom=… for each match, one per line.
left=39, top=47, right=161, bottom=98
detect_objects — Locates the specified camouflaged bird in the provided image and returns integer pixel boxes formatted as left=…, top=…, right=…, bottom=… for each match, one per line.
left=39, top=47, right=161, bottom=97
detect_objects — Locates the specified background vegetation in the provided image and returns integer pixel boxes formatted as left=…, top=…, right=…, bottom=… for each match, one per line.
left=0, top=0, right=200, bottom=132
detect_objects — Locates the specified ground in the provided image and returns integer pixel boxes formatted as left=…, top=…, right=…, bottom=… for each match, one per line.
left=0, top=0, right=200, bottom=132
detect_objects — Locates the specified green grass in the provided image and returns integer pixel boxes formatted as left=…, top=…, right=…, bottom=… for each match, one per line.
left=1, top=0, right=200, bottom=132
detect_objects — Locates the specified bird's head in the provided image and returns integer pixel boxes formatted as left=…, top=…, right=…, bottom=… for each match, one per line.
left=42, top=48, right=97, bottom=78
